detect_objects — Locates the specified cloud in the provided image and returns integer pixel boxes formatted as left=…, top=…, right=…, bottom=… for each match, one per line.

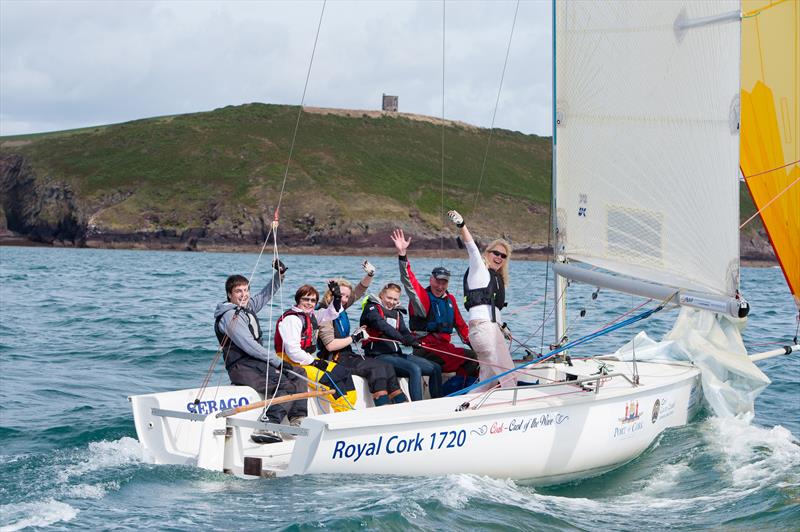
left=0, top=0, right=552, bottom=136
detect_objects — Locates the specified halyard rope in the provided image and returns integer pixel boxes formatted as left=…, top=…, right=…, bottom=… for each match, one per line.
left=449, top=301, right=668, bottom=396
left=470, top=0, right=520, bottom=216
left=196, top=1, right=327, bottom=406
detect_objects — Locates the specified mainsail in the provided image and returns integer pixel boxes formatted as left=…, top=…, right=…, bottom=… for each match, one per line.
left=740, top=0, right=800, bottom=308
left=553, top=0, right=771, bottom=416
left=554, top=1, right=741, bottom=297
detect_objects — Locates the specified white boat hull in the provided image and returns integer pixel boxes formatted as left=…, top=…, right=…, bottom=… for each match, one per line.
left=130, top=359, right=701, bottom=484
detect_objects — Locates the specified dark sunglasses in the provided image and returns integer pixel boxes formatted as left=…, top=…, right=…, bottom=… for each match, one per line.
left=489, top=250, right=508, bottom=259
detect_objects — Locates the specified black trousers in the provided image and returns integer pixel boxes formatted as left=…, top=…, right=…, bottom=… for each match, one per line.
left=333, top=352, right=402, bottom=394
left=227, top=360, right=307, bottom=423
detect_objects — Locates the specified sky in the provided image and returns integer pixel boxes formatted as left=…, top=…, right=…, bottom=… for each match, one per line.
left=0, top=0, right=552, bottom=137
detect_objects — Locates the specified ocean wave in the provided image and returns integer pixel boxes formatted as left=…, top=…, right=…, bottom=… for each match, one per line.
left=0, top=499, right=78, bottom=531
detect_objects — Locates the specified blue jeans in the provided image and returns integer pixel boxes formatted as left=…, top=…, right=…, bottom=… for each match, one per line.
left=377, top=353, right=442, bottom=401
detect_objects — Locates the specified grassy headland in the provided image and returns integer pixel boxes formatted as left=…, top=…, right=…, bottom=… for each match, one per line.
left=0, top=103, right=769, bottom=261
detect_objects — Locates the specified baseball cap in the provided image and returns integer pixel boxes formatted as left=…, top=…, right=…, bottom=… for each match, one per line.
left=431, top=266, right=451, bottom=280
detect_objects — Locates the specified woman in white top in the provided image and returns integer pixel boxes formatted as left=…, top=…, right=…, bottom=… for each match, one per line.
left=448, top=210, right=516, bottom=389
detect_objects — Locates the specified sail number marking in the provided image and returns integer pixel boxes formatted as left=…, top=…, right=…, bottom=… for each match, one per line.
left=430, top=430, right=467, bottom=449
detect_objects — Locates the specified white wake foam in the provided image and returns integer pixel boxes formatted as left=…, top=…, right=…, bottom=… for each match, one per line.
left=0, top=499, right=78, bottom=531
left=57, top=436, right=142, bottom=484
left=0, top=437, right=144, bottom=531
left=702, top=415, right=800, bottom=490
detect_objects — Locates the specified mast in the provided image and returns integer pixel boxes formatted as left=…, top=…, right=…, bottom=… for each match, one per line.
left=551, top=0, right=567, bottom=349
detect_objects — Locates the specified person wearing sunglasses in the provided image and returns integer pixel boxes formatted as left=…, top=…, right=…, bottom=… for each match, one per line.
left=274, top=281, right=357, bottom=428
left=448, top=210, right=516, bottom=390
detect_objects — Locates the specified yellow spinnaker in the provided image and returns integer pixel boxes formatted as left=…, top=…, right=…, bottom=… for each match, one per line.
left=740, top=0, right=800, bottom=308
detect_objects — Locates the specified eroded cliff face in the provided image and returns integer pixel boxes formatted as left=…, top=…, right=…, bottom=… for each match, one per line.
left=0, top=154, right=467, bottom=252
left=0, top=155, right=84, bottom=245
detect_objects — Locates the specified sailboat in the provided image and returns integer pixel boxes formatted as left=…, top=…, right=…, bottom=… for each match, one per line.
left=129, top=0, right=798, bottom=481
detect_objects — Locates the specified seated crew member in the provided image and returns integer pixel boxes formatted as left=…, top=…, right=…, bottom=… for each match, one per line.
left=448, top=210, right=516, bottom=389
left=214, top=259, right=296, bottom=445
left=275, top=282, right=357, bottom=416
left=391, top=229, right=479, bottom=383
left=359, top=282, right=443, bottom=401
left=317, top=261, right=408, bottom=406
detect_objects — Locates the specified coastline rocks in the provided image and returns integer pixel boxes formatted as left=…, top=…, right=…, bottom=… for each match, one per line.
left=0, top=154, right=778, bottom=263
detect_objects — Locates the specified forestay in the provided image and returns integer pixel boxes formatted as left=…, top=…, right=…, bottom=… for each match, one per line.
left=554, top=0, right=741, bottom=297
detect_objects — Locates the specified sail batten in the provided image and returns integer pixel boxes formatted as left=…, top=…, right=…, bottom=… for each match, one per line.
left=555, top=0, right=742, bottom=298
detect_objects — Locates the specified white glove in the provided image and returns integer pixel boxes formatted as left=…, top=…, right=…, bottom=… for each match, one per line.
left=362, top=259, right=376, bottom=277
left=448, top=210, right=464, bottom=227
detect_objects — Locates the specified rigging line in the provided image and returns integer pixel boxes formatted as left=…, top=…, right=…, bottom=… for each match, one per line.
left=504, top=292, right=548, bottom=316
left=196, top=194, right=276, bottom=402
left=470, top=0, right=520, bottom=216
left=440, top=0, right=446, bottom=262
left=197, top=297, right=262, bottom=402
left=594, top=298, right=653, bottom=333
left=743, top=159, right=799, bottom=180
left=261, top=232, right=284, bottom=420
left=449, top=303, right=666, bottom=397
left=249, top=0, right=328, bottom=414
left=370, top=336, right=540, bottom=377
left=512, top=279, right=567, bottom=355
left=197, top=1, right=327, bottom=404
left=739, top=172, right=800, bottom=229
left=794, top=312, right=799, bottom=345
left=274, top=0, right=327, bottom=216
left=196, top=337, right=228, bottom=402
left=540, top=192, right=554, bottom=354
left=210, top=365, right=226, bottom=404
left=531, top=132, right=552, bottom=353
left=742, top=0, right=789, bottom=18
left=245, top=223, right=275, bottom=299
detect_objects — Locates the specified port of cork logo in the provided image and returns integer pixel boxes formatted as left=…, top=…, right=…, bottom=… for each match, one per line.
left=612, top=400, right=644, bottom=439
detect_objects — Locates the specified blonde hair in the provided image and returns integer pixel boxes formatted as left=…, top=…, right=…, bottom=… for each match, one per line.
left=483, top=239, right=511, bottom=285
left=379, top=283, right=402, bottom=297
left=322, top=278, right=353, bottom=306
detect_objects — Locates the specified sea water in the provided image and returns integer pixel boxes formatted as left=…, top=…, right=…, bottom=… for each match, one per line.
left=0, top=246, right=797, bottom=531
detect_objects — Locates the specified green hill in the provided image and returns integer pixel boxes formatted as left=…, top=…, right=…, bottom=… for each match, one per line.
left=0, top=103, right=552, bottom=251
left=0, top=102, right=771, bottom=260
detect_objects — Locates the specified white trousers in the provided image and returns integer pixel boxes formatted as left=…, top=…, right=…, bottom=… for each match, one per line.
left=469, top=319, right=516, bottom=390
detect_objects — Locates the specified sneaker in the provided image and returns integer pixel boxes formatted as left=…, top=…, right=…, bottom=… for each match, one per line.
left=250, top=429, right=282, bottom=444
left=288, top=416, right=306, bottom=428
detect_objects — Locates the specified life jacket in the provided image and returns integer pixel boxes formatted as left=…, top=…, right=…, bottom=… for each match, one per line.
left=363, top=302, right=401, bottom=353
left=317, top=310, right=352, bottom=359
left=463, top=268, right=506, bottom=322
left=274, top=309, right=318, bottom=364
left=409, top=289, right=456, bottom=334
left=215, top=307, right=262, bottom=371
